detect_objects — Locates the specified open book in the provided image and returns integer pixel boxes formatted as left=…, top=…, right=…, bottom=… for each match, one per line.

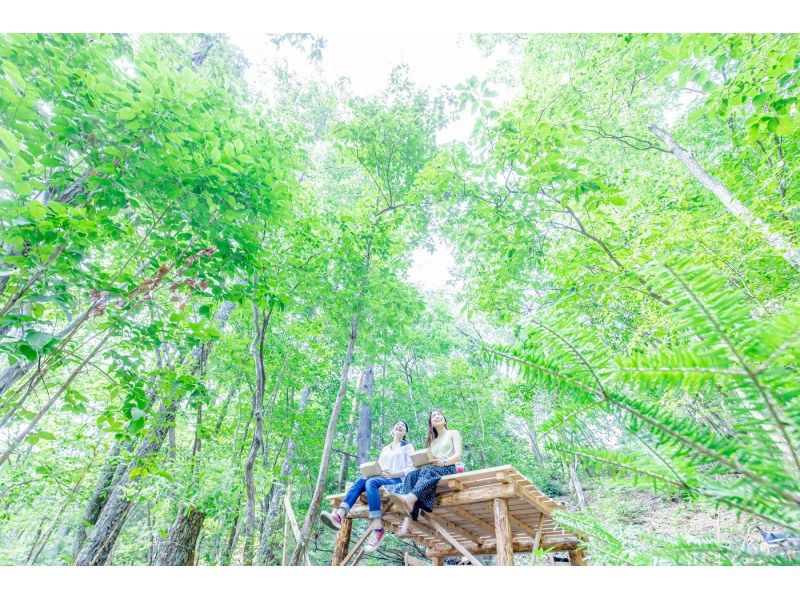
left=359, top=461, right=382, bottom=478
left=410, top=447, right=435, bottom=467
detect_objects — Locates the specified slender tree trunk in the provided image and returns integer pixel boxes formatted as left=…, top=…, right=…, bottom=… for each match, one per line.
left=568, top=456, right=587, bottom=511
left=650, top=123, right=800, bottom=270
left=337, top=394, right=358, bottom=491
left=527, top=419, right=544, bottom=465
left=71, top=440, right=131, bottom=559
left=74, top=399, right=179, bottom=566
left=25, top=517, right=48, bottom=564
left=242, top=302, right=272, bottom=565
left=28, top=473, right=86, bottom=565
left=221, top=510, right=241, bottom=566
left=214, top=384, right=238, bottom=435
left=289, top=239, right=372, bottom=566
left=257, top=386, right=311, bottom=565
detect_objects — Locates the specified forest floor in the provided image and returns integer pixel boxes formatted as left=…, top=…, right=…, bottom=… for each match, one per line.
left=580, top=482, right=766, bottom=555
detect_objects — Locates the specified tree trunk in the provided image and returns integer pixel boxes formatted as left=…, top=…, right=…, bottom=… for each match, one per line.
left=151, top=507, right=206, bottom=566
left=156, top=300, right=235, bottom=564
left=71, top=440, right=131, bottom=559
left=527, top=422, right=544, bottom=466
left=356, top=365, right=374, bottom=465
left=337, top=391, right=358, bottom=491
left=242, top=302, right=272, bottom=565
left=220, top=510, right=240, bottom=566
left=568, top=456, right=587, bottom=511
left=650, top=123, right=800, bottom=270
left=289, top=239, right=372, bottom=566
left=25, top=517, right=47, bottom=564
left=257, top=386, right=311, bottom=565
left=74, top=399, right=179, bottom=566
left=26, top=472, right=86, bottom=565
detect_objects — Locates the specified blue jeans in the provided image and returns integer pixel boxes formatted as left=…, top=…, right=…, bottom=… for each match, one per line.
left=340, top=476, right=402, bottom=519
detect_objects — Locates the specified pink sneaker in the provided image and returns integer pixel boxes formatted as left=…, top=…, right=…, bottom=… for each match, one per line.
left=363, top=528, right=385, bottom=553
left=320, top=510, right=343, bottom=531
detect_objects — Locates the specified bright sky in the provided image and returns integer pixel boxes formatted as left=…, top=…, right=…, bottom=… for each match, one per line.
left=229, top=33, right=513, bottom=293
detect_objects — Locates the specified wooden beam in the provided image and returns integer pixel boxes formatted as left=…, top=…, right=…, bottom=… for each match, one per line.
left=446, top=479, right=465, bottom=491
left=426, top=538, right=580, bottom=558
left=345, top=482, right=516, bottom=518
left=447, top=506, right=496, bottom=536
left=284, top=493, right=311, bottom=566
left=282, top=501, right=291, bottom=565
left=439, top=465, right=515, bottom=486
left=431, top=556, right=444, bottom=566
left=422, top=512, right=483, bottom=567
left=340, top=503, right=396, bottom=565
left=426, top=513, right=485, bottom=547
left=331, top=516, right=352, bottom=566
left=435, top=482, right=517, bottom=508
left=496, top=472, right=554, bottom=515
left=383, top=517, right=444, bottom=551
left=530, top=513, right=544, bottom=566
left=508, top=512, right=542, bottom=537
left=340, top=525, right=372, bottom=566
left=493, top=497, right=515, bottom=566
left=403, top=517, right=440, bottom=541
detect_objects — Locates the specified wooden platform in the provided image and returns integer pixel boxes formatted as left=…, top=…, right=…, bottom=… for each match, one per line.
left=325, top=465, right=586, bottom=566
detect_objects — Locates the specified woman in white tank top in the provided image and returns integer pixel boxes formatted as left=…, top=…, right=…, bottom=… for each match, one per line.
left=320, top=420, right=415, bottom=553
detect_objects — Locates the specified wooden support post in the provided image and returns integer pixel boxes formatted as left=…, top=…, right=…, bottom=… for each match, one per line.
left=284, top=491, right=311, bottom=566
left=568, top=548, right=587, bottom=566
left=493, top=497, right=514, bottom=566
left=340, top=524, right=372, bottom=566
left=351, top=548, right=367, bottom=566
left=331, top=517, right=353, bottom=566
left=431, top=556, right=443, bottom=566
left=282, top=509, right=291, bottom=566
left=530, top=513, right=544, bottom=566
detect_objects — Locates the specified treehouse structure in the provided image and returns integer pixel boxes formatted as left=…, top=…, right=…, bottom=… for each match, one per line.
left=325, top=465, right=586, bottom=566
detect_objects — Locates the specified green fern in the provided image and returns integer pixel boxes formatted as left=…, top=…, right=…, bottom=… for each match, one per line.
left=485, top=261, right=800, bottom=559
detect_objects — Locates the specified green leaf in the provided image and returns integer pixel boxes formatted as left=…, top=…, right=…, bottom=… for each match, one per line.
left=24, top=330, right=57, bottom=351
left=28, top=201, right=47, bottom=221
left=0, top=127, right=20, bottom=153
left=775, top=116, right=794, bottom=137
left=117, top=107, right=137, bottom=121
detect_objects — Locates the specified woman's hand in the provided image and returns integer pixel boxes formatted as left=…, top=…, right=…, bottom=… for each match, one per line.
left=432, top=458, right=445, bottom=467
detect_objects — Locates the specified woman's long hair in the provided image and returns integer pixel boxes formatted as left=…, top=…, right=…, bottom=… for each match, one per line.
left=426, top=410, right=447, bottom=448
